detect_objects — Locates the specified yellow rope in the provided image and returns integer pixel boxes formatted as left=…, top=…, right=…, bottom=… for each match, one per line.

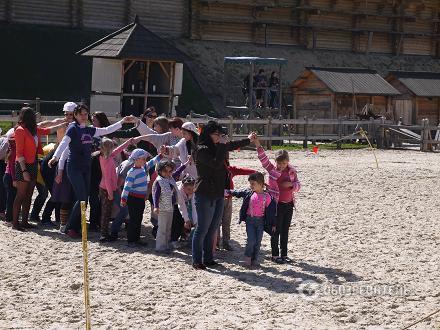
left=359, top=128, right=379, bottom=169
left=402, top=307, right=440, bottom=329
left=80, top=201, right=91, bottom=330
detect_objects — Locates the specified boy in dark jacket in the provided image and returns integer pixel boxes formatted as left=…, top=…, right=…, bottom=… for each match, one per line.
left=228, top=172, right=276, bottom=268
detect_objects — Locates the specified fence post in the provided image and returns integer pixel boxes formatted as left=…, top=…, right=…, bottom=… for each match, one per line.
left=377, top=117, right=385, bottom=149
left=369, top=117, right=375, bottom=146
left=421, top=118, right=430, bottom=152
left=35, top=97, right=41, bottom=114
left=337, top=117, right=343, bottom=149
left=268, top=116, right=273, bottom=150
left=228, top=115, right=234, bottom=140
left=303, top=116, right=308, bottom=149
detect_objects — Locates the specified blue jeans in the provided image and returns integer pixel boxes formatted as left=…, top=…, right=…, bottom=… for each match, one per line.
left=66, top=164, right=91, bottom=233
left=192, top=193, right=224, bottom=264
left=110, top=191, right=128, bottom=235
left=245, top=216, right=264, bottom=262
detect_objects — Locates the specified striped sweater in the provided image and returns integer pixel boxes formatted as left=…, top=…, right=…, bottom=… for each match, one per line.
left=256, top=146, right=301, bottom=203
left=121, top=155, right=161, bottom=203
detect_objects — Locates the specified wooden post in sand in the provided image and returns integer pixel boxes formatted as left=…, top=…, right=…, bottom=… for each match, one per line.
left=303, top=116, right=308, bottom=149
left=80, top=201, right=91, bottom=330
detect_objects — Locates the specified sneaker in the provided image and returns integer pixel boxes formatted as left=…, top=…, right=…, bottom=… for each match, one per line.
left=272, top=256, right=285, bottom=264
left=204, top=260, right=220, bottom=267
left=170, top=241, right=179, bottom=250
left=66, top=229, right=81, bottom=239
left=223, top=242, right=234, bottom=251
left=98, top=236, right=109, bottom=243
left=41, top=221, right=56, bottom=228
left=59, top=225, right=67, bottom=234
left=192, top=263, right=206, bottom=270
left=282, top=256, right=293, bottom=263
left=29, top=216, right=40, bottom=223
left=107, top=233, right=118, bottom=242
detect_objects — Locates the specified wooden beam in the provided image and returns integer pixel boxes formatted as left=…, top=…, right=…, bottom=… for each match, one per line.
left=366, top=31, right=373, bottom=54
left=123, top=60, right=136, bottom=75
left=124, top=0, right=131, bottom=25
left=159, top=62, right=170, bottom=80
left=77, top=0, right=84, bottom=28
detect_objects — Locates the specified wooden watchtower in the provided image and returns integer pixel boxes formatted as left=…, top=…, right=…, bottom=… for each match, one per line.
left=77, top=16, right=188, bottom=117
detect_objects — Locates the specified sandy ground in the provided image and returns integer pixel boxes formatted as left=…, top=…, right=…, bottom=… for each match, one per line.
left=1, top=149, right=439, bottom=329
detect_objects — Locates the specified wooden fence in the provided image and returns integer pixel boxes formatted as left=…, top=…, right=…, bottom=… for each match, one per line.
left=1, top=98, right=438, bottom=151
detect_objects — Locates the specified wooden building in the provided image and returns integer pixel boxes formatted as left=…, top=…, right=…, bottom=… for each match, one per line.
left=191, top=0, right=440, bottom=57
left=0, top=0, right=187, bottom=38
left=386, top=71, right=440, bottom=125
left=77, top=16, right=188, bottom=117
left=291, top=67, right=400, bottom=119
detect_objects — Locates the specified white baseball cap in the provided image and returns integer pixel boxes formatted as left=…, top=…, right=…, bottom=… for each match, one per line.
left=63, top=102, right=77, bottom=113
left=182, top=122, right=198, bottom=135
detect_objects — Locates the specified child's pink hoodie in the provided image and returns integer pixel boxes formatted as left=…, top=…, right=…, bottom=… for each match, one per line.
left=256, top=146, right=301, bottom=203
left=99, top=141, right=130, bottom=197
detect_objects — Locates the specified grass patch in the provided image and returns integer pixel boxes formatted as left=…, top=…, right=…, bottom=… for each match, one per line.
left=0, top=121, right=13, bottom=133
left=272, top=142, right=376, bottom=151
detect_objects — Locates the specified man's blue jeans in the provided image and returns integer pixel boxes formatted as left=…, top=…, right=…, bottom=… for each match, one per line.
left=66, top=164, right=90, bottom=233
left=192, top=193, right=224, bottom=264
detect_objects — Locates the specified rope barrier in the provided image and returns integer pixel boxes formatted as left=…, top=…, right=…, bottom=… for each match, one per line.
left=80, top=201, right=91, bottom=330
left=402, top=308, right=440, bottom=330
left=359, top=128, right=379, bottom=169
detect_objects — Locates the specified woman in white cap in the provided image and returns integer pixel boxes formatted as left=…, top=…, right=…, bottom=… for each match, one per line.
left=166, top=121, right=199, bottom=179
left=49, top=104, right=135, bottom=238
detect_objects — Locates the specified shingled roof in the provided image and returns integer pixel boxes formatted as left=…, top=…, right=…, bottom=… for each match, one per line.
left=76, top=16, right=189, bottom=62
left=295, top=67, right=400, bottom=96
left=388, top=71, right=440, bottom=97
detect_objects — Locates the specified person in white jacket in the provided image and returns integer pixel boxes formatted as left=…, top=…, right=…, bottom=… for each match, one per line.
left=166, top=121, right=199, bottom=179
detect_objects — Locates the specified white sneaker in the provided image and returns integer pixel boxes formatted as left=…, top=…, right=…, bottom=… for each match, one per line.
left=59, top=225, right=67, bottom=234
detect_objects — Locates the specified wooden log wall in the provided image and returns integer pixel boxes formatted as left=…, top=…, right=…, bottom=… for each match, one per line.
left=0, top=0, right=187, bottom=38
left=417, top=97, right=440, bottom=124
left=191, top=0, right=440, bottom=57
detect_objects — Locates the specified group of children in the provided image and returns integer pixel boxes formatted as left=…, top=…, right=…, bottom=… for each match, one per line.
left=2, top=103, right=301, bottom=268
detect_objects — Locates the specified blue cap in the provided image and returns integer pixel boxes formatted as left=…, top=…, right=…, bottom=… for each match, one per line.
left=129, top=148, right=151, bottom=161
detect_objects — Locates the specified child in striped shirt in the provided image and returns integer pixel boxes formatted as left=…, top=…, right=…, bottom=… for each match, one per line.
left=121, top=148, right=162, bottom=246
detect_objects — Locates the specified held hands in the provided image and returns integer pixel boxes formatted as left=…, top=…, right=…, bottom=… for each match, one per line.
left=249, top=132, right=261, bottom=147
left=184, top=220, right=192, bottom=230
left=48, top=157, right=58, bottom=168
left=272, top=225, right=276, bottom=233
left=22, top=171, right=31, bottom=182
left=154, top=207, right=159, bottom=215
left=159, top=145, right=169, bottom=156
left=120, top=200, right=126, bottom=207
left=122, top=115, right=138, bottom=124
left=219, top=134, right=229, bottom=144
left=55, top=173, right=63, bottom=184
left=184, top=155, right=193, bottom=166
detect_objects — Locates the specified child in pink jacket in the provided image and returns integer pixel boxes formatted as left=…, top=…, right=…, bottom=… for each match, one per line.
left=98, top=137, right=133, bottom=242
left=253, top=136, right=301, bottom=264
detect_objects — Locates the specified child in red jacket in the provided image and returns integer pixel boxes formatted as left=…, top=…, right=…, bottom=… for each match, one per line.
left=216, top=152, right=256, bottom=251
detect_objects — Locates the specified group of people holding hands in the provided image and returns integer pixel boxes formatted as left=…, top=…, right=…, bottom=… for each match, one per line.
left=1, top=102, right=300, bottom=269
